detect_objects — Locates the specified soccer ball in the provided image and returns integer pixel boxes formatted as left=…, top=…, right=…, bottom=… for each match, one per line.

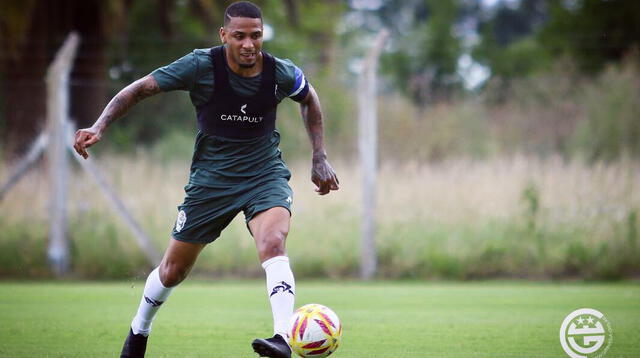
left=288, top=303, right=342, bottom=357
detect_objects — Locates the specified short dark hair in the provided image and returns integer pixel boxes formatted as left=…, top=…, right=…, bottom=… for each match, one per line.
left=224, top=1, right=262, bottom=26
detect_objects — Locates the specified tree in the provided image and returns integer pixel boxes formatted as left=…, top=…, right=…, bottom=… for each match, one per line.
left=0, top=0, right=127, bottom=159
left=354, top=0, right=464, bottom=106
left=539, top=0, right=640, bottom=73
left=472, top=0, right=549, bottom=81
left=1, top=0, right=346, bottom=159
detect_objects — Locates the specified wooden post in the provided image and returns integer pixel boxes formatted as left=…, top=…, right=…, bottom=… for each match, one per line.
left=46, top=33, right=80, bottom=276
left=358, top=29, right=389, bottom=280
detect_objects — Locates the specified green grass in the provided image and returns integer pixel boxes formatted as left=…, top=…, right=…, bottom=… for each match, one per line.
left=0, top=281, right=638, bottom=357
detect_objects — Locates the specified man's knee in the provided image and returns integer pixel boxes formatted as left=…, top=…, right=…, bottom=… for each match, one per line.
left=158, top=262, right=189, bottom=287
left=257, top=229, right=288, bottom=260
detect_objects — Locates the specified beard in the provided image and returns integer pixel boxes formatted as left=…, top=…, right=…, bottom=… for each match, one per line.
left=236, top=52, right=258, bottom=69
left=239, top=62, right=256, bottom=69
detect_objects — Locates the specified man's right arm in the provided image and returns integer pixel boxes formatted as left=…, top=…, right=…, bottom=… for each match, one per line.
left=73, top=75, right=161, bottom=159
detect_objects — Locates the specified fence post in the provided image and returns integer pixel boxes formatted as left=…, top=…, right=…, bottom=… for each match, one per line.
left=358, top=29, right=389, bottom=280
left=46, top=33, right=80, bottom=276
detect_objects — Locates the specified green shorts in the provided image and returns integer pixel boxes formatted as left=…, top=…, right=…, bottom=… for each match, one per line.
left=171, top=178, right=293, bottom=244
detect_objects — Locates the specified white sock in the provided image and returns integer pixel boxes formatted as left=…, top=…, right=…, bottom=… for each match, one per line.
left=130, top=267, right=173, bottom=336
left=262, top=256, right=296, bottom=338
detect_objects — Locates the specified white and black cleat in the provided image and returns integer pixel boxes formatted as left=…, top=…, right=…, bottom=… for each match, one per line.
left=252, top=334, right=291, bottom=358
left=120, top=328, right=148, bottom=358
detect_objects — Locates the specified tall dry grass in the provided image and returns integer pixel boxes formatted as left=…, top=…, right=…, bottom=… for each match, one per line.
left=1, top=154, right=638, bottom=279
left=375, top=58, right=640, bottom=163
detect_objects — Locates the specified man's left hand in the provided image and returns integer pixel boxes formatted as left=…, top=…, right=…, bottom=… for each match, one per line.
left=311, top=157, right=339, bottom=195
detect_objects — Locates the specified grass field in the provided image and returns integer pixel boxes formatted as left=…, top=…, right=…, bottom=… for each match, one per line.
left=0, top=280, right=638, bottom=357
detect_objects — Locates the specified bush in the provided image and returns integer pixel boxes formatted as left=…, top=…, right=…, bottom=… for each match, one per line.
left=571, top=59, right=640, bottom=161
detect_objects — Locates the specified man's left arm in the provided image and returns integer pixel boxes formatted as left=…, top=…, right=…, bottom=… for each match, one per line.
left=299, top=84, right=339, bottom=195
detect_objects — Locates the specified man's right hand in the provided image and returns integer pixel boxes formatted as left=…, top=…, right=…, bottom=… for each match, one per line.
left=73, top=127, right=102, bottom=159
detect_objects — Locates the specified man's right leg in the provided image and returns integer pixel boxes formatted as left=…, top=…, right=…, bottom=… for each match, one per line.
left=121, top=238, right=206, bottom=358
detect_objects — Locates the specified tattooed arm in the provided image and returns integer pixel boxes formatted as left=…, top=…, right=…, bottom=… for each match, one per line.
left=299, top=84, right=339, bottom=195
left=73, top=75, right=161, bottom=159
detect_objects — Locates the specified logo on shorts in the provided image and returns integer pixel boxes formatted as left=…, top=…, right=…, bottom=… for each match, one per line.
left=560, top=308, right=612, bottom=358
left=286, top=196, right=292, bottom=204
left=175, top=210, right=187, bottom=232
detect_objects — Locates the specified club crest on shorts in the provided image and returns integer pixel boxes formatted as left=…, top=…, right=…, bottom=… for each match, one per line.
left=175, top=210, right=187, bottom=232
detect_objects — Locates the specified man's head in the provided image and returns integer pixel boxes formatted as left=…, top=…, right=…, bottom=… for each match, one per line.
left=219, top=1, right=264, bottom=69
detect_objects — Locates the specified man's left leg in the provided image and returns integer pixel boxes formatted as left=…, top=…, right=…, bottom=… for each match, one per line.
left=249, top=207, right=294, bottom=358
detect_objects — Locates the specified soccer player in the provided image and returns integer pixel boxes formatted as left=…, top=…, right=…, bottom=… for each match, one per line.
left=73, top=2, right=339, bottom=357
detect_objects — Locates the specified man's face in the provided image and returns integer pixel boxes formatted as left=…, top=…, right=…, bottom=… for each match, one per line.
left=219, top=16, right=263, bottom=69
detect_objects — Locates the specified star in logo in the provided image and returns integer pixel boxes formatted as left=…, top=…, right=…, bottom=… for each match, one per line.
left=576, top=317, right=584, bottom=325
left=587, top=317, right=595, bottom=325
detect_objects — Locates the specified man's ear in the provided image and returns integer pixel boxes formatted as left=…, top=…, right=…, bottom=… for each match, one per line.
left=219, top=27, right=226, bottom=44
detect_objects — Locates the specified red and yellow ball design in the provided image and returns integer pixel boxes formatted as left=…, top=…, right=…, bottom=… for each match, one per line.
left=288, top=304, right=342, bottom=357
